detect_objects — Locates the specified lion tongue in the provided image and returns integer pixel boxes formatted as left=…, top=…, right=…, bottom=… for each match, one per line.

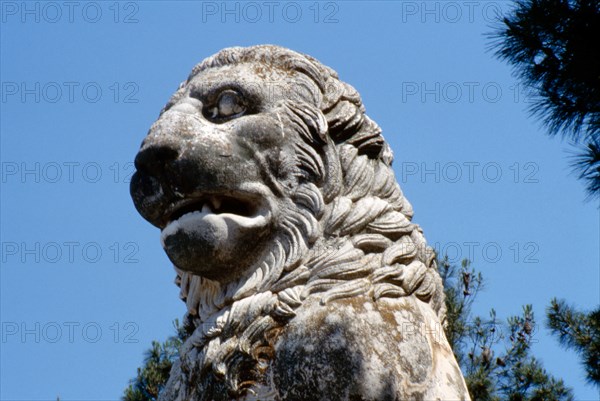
left=160, top=206, right=268, bottom=249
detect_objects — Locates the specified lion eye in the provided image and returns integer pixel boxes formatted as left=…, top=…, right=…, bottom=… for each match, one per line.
left=207, top=90, right=246, bottom=120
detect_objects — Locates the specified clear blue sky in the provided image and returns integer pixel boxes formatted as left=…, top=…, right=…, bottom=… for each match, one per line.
left=1, top=1, right=598, bottom=400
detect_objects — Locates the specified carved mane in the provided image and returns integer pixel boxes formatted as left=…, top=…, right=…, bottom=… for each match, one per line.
left=164, top=45, right=446, bottom=400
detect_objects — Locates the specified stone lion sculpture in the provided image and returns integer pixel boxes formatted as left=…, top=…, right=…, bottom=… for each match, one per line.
left=130, top=45, right=470, bottom=401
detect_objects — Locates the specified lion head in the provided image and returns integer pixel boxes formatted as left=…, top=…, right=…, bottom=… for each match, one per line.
left=131, top=45, right=448, bottom=400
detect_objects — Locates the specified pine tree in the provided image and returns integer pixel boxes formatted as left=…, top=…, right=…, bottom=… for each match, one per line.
left=491, top=2, right=600, bottom=392
left=491, top=0, right=600, bottom=199
left=123, top=320, right=189, bottom=401
left=439, top=257, right=574, bottom=400
left=547, top=299, right=600, bottom=387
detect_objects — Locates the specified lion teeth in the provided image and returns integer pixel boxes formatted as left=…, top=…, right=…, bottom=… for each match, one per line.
left=202, top=203, right=211, bottom=214
left=211, top=197, right=222, bottom=211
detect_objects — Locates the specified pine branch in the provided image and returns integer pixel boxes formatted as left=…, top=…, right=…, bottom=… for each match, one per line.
left=547, top=299, right=600, bottom=386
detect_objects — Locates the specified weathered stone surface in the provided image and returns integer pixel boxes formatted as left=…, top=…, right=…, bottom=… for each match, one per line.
left=130, top=45, right=470, bottom=401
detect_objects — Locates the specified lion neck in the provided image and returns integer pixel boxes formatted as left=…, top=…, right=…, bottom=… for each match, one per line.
left=170, top=162, right=445, bottom=400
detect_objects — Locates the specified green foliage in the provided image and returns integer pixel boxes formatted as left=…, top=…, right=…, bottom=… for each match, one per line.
left=439, top=258, right=485, bottom=367
left=491, top=0, right=600, bottom=199
left=547, top=298, right=600, bottom=386
left=123, top=320, right=189, bottom=401
left=439, top=257, right=574, bottom=400
left=570, top=138, right=600, bottom=201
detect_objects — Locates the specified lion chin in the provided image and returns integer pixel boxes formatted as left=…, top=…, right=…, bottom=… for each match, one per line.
left=130, top=45, right=471, bottom=401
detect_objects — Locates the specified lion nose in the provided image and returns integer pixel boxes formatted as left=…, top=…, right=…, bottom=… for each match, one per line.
left=134, top=140, right=180, bottom=177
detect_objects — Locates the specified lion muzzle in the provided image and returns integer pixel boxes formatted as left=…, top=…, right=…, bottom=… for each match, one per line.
left=131, top=104, right=275, bottom=281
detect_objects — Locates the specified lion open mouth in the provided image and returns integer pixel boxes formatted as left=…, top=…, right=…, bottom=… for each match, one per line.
left=167, top=195, right=259, bottom=223
left=160, top=193, right=271, bottom=248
